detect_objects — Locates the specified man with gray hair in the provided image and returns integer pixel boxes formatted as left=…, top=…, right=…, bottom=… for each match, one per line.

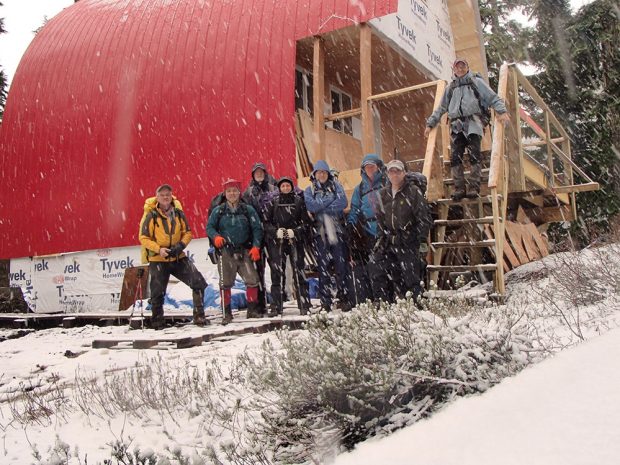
left=139, top=184, right=208, bottom=329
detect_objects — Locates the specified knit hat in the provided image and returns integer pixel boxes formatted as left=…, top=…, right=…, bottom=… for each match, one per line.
left=277, top=177, right=294, bottom=190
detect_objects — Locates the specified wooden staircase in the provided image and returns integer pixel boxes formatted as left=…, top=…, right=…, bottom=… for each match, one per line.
left=423, top=63, right=598, bottom=295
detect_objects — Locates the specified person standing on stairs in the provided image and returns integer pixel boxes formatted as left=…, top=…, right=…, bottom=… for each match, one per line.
left=207, top=179, right=264, bottom=325
left=424, top=58, right=510, bottom=201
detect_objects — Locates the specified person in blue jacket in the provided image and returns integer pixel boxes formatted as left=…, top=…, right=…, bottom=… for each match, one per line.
left=346, top=154, right=388, bottom=304
left=304, top=160, right=352, bottom=312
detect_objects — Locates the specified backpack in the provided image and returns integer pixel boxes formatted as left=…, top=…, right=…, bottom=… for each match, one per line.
left=405, top=172, right=433, bottom=242
left=139, top=196, right=184, bottom=264
left=208, top=195, right=255, bottom=248
left=446, top=72, right=491, bottom=127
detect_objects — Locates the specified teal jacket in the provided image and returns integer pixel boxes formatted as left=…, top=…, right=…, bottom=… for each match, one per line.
left=206, top=202, right=263, bottom=249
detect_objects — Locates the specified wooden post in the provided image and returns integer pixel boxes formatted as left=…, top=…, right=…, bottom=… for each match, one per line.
left=313, top=36, right=325, bottom=162
left=544, top=111, right=554, bottom=187
left=360, top=23, right=373, bottom=155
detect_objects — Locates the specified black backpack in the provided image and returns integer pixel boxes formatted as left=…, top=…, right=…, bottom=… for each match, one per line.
left=446, top=72, right=492, bottom=127
left=406, top=172, right=433, bottom=241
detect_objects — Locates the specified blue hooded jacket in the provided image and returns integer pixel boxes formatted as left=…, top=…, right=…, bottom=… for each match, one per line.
left=304, top=160, right=348, bottom=236
left=346, top=154, right=387, bottom=238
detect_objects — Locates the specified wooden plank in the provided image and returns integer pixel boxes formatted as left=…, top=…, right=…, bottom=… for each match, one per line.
left=432, top=240, right=496, bottom=249
left=526, top=223, right=550, bottom=257
left=324, top=108, right=362, bottom=122
left=313, top=36, right=325, bottom=162
left=485, top=225, right=519, bottom=270
left=519, top=224, right=542, bottom=261
left=424, top=81, right=447, bottom=202
left=119, top=266, right=149, bottom=311
left=360, top=23, right=373, bottom=154
left=488, top=64, right=509, bottom=189
left=176, top=336, right=203, bottom=349
left=133, top=340, right=159, bottom=349
left=427, top=264, right=497, bottom=272
left=516, top=205, right=531, bottom=224
left=367, top=80, right=441, bottom=103
left=504, top=222, right=530, bottom=265
left=434, top=217, right=495, bottom=226
left=551, top=182, right=599, bottom=194
left=92, top=339, right=120, bottom=349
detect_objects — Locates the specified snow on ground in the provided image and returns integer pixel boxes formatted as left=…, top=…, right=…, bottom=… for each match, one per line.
left=334, top=326, right=620, bottom=465
left=1, top=244, right=620, bottom=464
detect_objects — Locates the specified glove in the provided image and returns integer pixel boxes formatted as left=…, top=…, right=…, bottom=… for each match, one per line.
left=276, top=228, right=286, bottom=240
left=168, top=242, right=185, bottom=257
left=214, top=236, right=226, bottom=248
left=249, top=246, right=261, bottom=262
left=286, top=229, right=295, bottom=239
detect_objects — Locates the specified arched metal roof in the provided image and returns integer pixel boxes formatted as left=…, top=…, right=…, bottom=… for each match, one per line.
left=0, top=0, right=396, bottom=257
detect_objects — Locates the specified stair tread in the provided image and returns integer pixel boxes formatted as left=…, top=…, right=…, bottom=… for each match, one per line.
left=435, top=195, right=502, bottom=205
left=432, top=240, right=496, bottom=248
left=427, top=264, right=498, bottom=271
left=434, top=216, right=497, bottom=225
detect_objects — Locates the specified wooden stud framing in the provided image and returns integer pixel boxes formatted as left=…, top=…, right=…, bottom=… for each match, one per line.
left=313, top=36, right=325, bottom=162
left=360, top=23, right=373, bottom=155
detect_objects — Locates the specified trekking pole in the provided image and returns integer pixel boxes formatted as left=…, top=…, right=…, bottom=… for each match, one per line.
left=129, top=268, right=145, bottom=330
left=289, top=236, right=304, bottom=313
left=351, top=264, right=359, bottom=307
left=278, top=238, right=285, bottom=315
left=217, top=253, right=225, bottom=320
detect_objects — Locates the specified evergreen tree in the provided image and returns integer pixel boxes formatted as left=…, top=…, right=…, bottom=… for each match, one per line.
left=564, top=0, right=620, bottom=241
left=478, top=0, right=533, bottom=86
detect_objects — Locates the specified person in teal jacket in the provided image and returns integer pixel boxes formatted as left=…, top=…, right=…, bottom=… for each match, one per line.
left=346, top=154, right=387, bottom=303
left=207, top=179, right=263, bottom=324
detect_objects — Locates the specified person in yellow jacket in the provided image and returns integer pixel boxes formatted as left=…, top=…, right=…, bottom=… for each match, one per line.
left=139, top=184, right=208, bottom=329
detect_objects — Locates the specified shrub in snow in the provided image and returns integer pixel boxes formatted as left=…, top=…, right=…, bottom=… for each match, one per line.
left=232, top=295, right=543, bottom=461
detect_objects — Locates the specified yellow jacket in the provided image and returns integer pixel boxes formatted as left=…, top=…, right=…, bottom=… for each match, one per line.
left=139, top=196, right=192, bottom=263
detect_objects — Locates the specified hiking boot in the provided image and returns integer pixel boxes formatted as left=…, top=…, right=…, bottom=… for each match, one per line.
left=451, top=165, right=466, bottom=201
left=221, top=305, right=233, bottom=325
left=151, top=309, right=165, bottom=330
left=193, top=307, right=209, bottom=326
left=246, top=301, right=263, bottom=318
left=465, top=163, right=481, bottom=198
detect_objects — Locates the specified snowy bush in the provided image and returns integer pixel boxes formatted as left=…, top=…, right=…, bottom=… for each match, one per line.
left=232, top=295, right=543, bottom=461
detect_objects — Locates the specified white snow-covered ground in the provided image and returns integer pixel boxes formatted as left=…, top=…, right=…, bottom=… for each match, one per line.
left=334, top=326, right=620, bottom=465
left=1, top=245, right=620, bottom=464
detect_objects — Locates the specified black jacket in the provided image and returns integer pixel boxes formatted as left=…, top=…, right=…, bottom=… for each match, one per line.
left=264, top=192, right=309, bottom=240
left=376, top=177, right=429, bottom=249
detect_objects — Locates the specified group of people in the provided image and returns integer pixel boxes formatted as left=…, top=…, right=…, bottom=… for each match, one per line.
left=138, top=58, right=509, bottom=329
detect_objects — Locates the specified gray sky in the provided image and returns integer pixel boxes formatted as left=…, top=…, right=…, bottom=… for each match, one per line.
left=1, top=0, right=595, bottom=91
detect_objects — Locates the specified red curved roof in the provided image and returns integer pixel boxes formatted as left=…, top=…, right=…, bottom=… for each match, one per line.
left=0, top=0, right=396, bottom=258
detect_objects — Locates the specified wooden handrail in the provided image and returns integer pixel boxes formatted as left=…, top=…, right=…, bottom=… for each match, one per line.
left=422, top=80, right=447, bottom=193
left=488, top=63, right=510, bottom=189
left=368, top=80, right=442, bottom=103
left=512, top=66, right=569, bottom=140
left=324, top=108, right=362, bottom=122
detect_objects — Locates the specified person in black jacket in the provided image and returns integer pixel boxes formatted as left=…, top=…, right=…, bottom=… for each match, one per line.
left=371, top=160, right=430, bottom=303
left=264, top=177, right=311, bottom=316
left=242, top=162, right=277, bottom=315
